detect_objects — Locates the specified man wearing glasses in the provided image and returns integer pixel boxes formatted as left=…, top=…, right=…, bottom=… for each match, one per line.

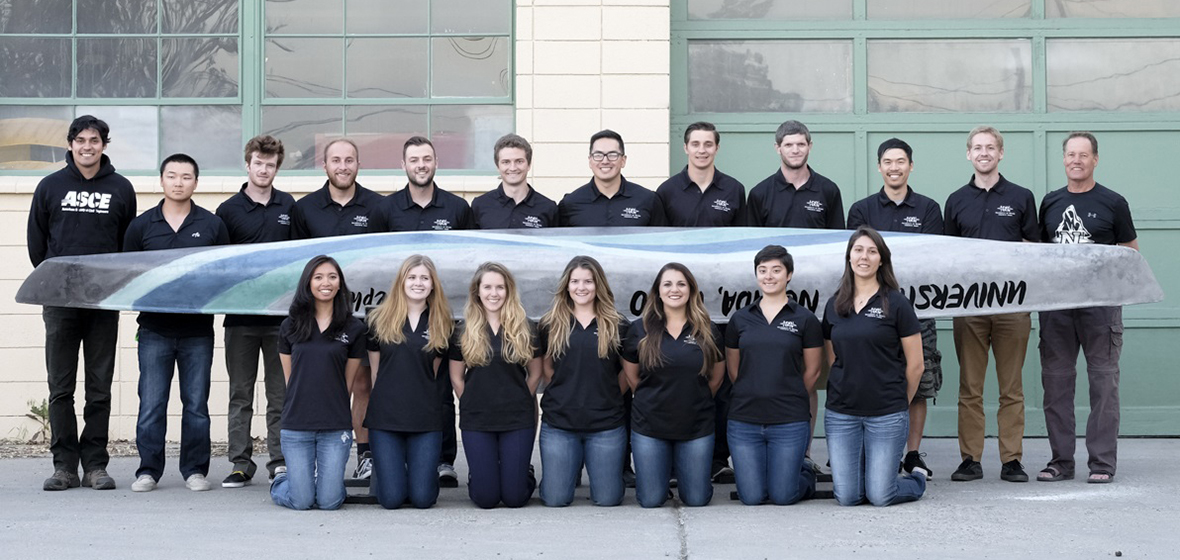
left=558, top=129, right=667, bottom=227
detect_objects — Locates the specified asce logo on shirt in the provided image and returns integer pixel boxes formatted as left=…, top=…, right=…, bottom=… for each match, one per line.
left=432, top=219, right=452, bottom=230
left=804, top=200, right=825, bottom=213
left=621, top=208, right=642, bottom=220
left=335, top=332, right=350, bottom=344
left=776, top=320, right=799, bottom=334
left=901, top=216, right=922, bottom=229
left=864, top=307, right=885, bottom=319
left=60, top=191, right=113, bottom=214
left=711, top=200, right=732, bottom=213
left=352, top=215, right=369, bottom=228
left=994, top=205, right=1015, bottom=218
left=277, top=213, right=291, bottom=226
left=522, top=216, right=543, bottom=229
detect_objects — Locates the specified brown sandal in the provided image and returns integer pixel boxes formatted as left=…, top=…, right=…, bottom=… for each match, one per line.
left=1037, top=465, right=1074, bottom=482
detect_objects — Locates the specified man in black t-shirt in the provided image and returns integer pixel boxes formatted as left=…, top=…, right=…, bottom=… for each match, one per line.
left=558, top=129, right=666, bottom=227
left=471, top=134, right=557, bottom=229
left=746, top=120, right=844, bottom=229
left=1036, top=132, right=1138, bottom=485
left=656, top=122, right=746, bottom=227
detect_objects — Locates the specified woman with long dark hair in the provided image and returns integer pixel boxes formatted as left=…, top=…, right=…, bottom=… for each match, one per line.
left=823, top=226, right=927, bottom=506
left=449, top=262, right=543, bottom=508
left=271, top=255, right=367, bottom=510
left=537, top=256, right=629, bottom=507
left=622, top=263, right=724, bottom=508
left=364, top=255, right=453, bottom=509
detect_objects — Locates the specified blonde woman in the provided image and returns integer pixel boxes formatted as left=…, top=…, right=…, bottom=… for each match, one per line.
left=365, top=255, right=453, bottom=509
left=449, top=262, right=543, bottom=508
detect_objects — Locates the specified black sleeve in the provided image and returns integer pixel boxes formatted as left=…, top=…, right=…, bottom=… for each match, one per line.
left=1113, top=195, right=1137, bottom=244
left=1019, top=189, right=1039, bottom=242
left=122, top=218, right=144, bottom=252
left=557, top=196, right=571, bottom=227
left=1037, top=197, right=1052, bottom=243
left=745, top=188, right=765, bottom=227
left=922, top=201, right=944, bottom=235
left=648, top=195, right=668, bottom=227
left=731, top=183, right=748, bottom=227
left=723, top=316, right=740, bottom=349
left=621, top=321, right=643, bottom=363
left=367, top=201, right=388, bottom=233
left=278, top=318, right=293, bottom=354
left=214, top=218, right=231, bottom=245
left=827, top=188, right=846, bottom=229
left=802, top=313, right=824, bottom=349
left=27, top=186, right=49, bottom=267
left=458, top=201, right=475, bottom=230
left=116, top=184, right=137, bottom=253
left=943, top=195, right=961, bottom=237
left=846, top=201, right=864, bottom=230
left=348, top=322, right=368, bottom=359
left=893, top=292, right=921, bottom=338
left=447, top=324, right=465, bottom=362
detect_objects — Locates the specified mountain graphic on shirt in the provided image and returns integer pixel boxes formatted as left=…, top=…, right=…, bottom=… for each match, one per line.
left=1053, top=204, right=1092, bottom=244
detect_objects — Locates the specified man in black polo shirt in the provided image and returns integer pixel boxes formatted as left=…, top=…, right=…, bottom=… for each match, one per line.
left=746, top=120, right=844, bottom=229
left=125, top=154, right=230, bottom=493
left=558, top=129, right=666, bottom=227
left=28, top=115, right=137, bottom=491
left=944, top=126, right=1039, bottom=484
left=656, top=122, right=745, bottom=227
left=846, top=138, right=944, bottom=477
left=214, top=135, right=295, bottom=488
left=471, top=133, right=557, bottom=229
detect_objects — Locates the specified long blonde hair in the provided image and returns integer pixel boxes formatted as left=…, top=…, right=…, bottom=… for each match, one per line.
left=366, top=255, right=452, bottom=352
left=460, top=262, right=534, bottom=367
left=540, top=256, right=623, bottom=361
left=638, top=263, right=719, bottom=376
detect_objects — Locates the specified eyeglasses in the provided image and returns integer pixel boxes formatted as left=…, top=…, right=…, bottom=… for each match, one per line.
left=590, top=151, right=623, bottom=162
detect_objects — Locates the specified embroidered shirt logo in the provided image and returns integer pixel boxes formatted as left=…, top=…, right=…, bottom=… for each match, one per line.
left=682, top=334, right=699, bottom=346
left=277, top=213, right=291, bottom=225
left=522, top=215, right=543, bottom=228
left=804, top=200, right=825, bottom=213
left=191, top=231, right=201, bottom=238
left=711, top=200, right=732, bottom=213
left=777, top=320, right=799, bottom=333
left=864, top=307, right=885, bottom=319
left=422, top=328, right=430, bottom=341
left=352, top=215, right=369, bottom=228
left=901, top=216, right=922, bottom=229
left=60, top=191, right=113, bottom=214
left=621, top=208, right=642, bottom=220
left=994, top=205, right=1015, bottom=218
left=335, top=332, right=350, bottom=344
left=432, top=219, right=452, bottom=230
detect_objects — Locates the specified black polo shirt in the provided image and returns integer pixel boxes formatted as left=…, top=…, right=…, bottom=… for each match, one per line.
left=847, top=186, right=944, bottom=234
left=746, top=166, right=844, bottom=229
left=724, top=300, right=823, bottom=425
left=449, top=323, right=542, bottom=432
left=622, top=320, right=721, bottom=441
left=123, top=200, right=230, bottom=338
left=1039, top=182, right=1136, bottom=246
left=944, top=174, right=1039, bottom=241
left=290, top=182, right=387, bottom=239
left=471, top=183, right=558, bottom=229
left=822, top=290, right=921, bottom=417
left=557, top=177, right=667, bottom=227
left=216, top=183, right=296, bottom=328
left=656, top=166, right=747, bottom=227
left=538, top=317, right=629, bottom=432
left=380, top=184, right=473, bottom=231
left=278, top=316, right=367, bottom=431
left=365, top=308, right=446, bottom=432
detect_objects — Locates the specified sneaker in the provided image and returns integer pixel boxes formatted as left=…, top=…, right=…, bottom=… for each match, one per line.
left=353, top=451, right=373, bottom=480
left=43, top=470, right=80, bottom=491
left=82, top=469, right=116, bottom=490
left=951, top=457, right=984, bottom=481
left=438, top=463, right=458, bottom=488
left=269, top=466, right=287, bottom=482
left=222, top=470, right=251, bottom=488
left=622, top=465, right=636, bottom=489
left=911, top=466, right=930, bottom=481
left=711, top=465, right=736, bottom=484
left=185, top=473, right=213, bottom=492
left=131, top=474, right=157, bottom=492
left=902, top=450, right=933, bottom=477
left=1001, top=460, right=1029, bottom=483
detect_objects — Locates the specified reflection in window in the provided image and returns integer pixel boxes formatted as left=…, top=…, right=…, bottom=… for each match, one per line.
left=431, top=105, right=513, bottom=171
left=687, top=0, right=851, bottom=20
left=688, top=41, right=852, bottom=113
left=0, top=38, right=70, bottom=97
left=868, top=40, right=1031, bottom=113
left=162, top=38, right=239, bottom=98
left=432, top=37, right=510, bottom=98
left=77, top=38, right=158, bottom=98
left=0, top=105, right=72, bottom=170
left=74, top=105, right=159, bottom=169
left=1046, top=0, right=1180, bottom=18
left=867, top=0, right=1029, bottom=19
left=265, top=38, right=343, bottom=98
left=0, top=0, right=72, bottom=33
left=160, top=106, right=242, bottom=169
left=1048, top=39, right=1180, bottom=112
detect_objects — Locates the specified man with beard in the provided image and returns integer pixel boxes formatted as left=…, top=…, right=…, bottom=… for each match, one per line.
left=746, top=120, right=844, bottom=229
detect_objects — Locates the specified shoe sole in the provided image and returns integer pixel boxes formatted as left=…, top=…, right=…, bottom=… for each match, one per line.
left=1002, top=475, right=1029, bottom=482
left=439, top=477, right=459, bottom=489
left=951, top=473, right=984, bottom=481
left=222, top=482, right=249, bottom=488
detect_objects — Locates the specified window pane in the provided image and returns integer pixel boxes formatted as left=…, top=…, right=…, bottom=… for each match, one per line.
left=430, top=104, right=512, bottom=170
left=266, top=38, right=342, bottom=98
left=77, top=0, right=157, bottom=33
left=346, top=38, right=427, bottom=98
left=77, top=38, right=158, bottom=98
left=0, top=37, right=70, bottom=97
left=0, top=0, right=72, bottom=33
left=687, top=0, right=852, bottom=20
left=867, top=0, right=1030, bottom=19
left=266, top=0, right=342, bottom=34
left=0, top=105, right=72, bottom=170
left=1048, top=39, right=1180, bottom=112
left=163, top=38, right=239, bottom=98
left=432, top=37, right=510, bottom=98
left=347, top=0, right=426, bottom=34
left=868, top=40, right=1031, bottom=112
left=431, top=0, right=510, bottom=33
left=160, top=106, right=242, bottom=169
left=163, top=0, right=239, bottom=34
left=1047, top=0, right=1180, bottom=18
left=346, top=105, right=428, bottom=168
left=688, top=40, right=852, bottom=113
left=261, top=105, right=342, bottom=170
left=75, top=105, right=158, bottom=169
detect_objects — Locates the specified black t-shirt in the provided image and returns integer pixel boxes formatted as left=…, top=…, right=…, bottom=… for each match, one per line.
left=746, top=166, right=844, bottom=229
left=471, top=184, right=558, bottom=229
left=1038, top=183, right=1136, bottom=246
left=622, top=320, right=721, bottom=441
left=123, top=200, right=230, bottom=338
left=380, top=184, right=473, bottom=231
left=278, top=316, right=367, bottom=431
left=538, top=317, right=630, bottom=432
left=449, top=323, right=541, bottom=432
left=216, top=184, right=296, bottom=328
left=847, top=187, right=944, bottom=234
left=822, top=290, right=921, bottom=417
left=291, top=182, right=387, bottom=239
left=725, top=300, right=823, bottom=425
left=655, top=166, right=746, bottom=227
left=944, top=175, right=1039, bottom=242
left=557, top=177, right=667, bottom=227
left=365, top=308, right=446, bottom=432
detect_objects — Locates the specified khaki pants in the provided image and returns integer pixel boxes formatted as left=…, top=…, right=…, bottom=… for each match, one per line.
left=953, top=313, right=1030, bottom=463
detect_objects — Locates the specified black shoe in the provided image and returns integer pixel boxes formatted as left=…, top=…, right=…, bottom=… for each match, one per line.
left=82, top=469, right=116, bottom=490
left=438, top=463, right=459, bottom=488
left=1001, top=460, right=1029, bottom=483
left=901, top=450, right=932, bottom=477
left=622, top=466, right=636, bottom=488
left=711, top=465, right=735, bottom=484
left=43, top=470, right=80, bottom=491
left=222, top=470, right=251, bottom=488
left=951, top=457, right=984, bottom=481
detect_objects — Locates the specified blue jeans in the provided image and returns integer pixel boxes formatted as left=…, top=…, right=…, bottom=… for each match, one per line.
left=727, top=419, right=815, bottom=505
left=825, top=409, right=926, bottom=507
left=462, top=428, right=537, bottom=508
left=631, top=431, right=714, bottom=508
left=134, top=328, right=213, bottom=480
left=369, top=429, right=442, bottom=509
left=539, top=423, right=626, bottom=507
left=271, top=429, right=352, bottom=510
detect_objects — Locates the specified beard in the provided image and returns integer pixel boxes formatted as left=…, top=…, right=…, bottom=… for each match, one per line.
left=327, top=172, right=355, bottom=190
left=407, top=170, right=435, bottom=189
